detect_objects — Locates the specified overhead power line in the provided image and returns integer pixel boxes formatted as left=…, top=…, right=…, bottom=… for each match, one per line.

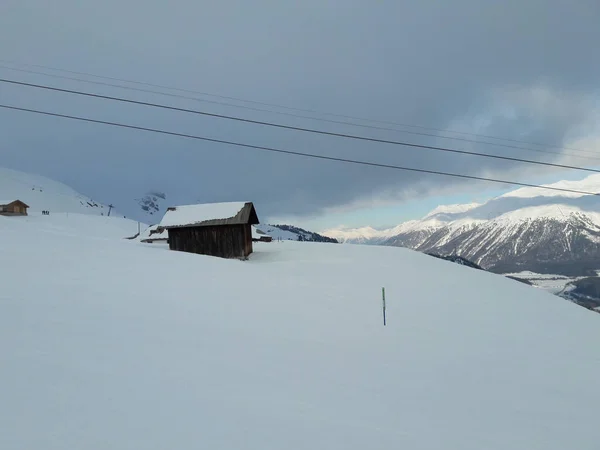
left=1, top=103, right=598, bottom=197
left=0, top=60, right=591, bottom=155
left=2, top=65, right=599, bottom=161
left=3, top=77, right=600, bottom=175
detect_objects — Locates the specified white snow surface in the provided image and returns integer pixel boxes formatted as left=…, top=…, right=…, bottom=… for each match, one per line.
left=2, top=213, right=600, bottom=449
left=159, top=201, right=249, bottom=227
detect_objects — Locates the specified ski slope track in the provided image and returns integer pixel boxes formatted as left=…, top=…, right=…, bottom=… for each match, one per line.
left=1, top=212, right=600, bottom=450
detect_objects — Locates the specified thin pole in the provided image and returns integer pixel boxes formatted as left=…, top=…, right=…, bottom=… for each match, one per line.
left=382, top=287, right=386, bottom=326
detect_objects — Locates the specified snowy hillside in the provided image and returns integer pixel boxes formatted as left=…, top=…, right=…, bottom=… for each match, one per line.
left=324, top=174, right=600, bottom=275
left=0, top=212, right=141, bottom=241
left=0, top=167, right=120, bottom=216
left=1, top=213, right=599, bottom=450
left=259, top=224, right=338, bottom=243
left=0, top=166, right=167, bottom=223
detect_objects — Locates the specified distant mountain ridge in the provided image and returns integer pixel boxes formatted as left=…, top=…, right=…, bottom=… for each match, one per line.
left=259, top=224, right=338, bottom=243
left=323, top=174, right=600, bottom=276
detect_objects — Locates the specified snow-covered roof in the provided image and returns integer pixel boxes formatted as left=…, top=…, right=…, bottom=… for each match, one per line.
left=159, top=201, right=259, bottom=228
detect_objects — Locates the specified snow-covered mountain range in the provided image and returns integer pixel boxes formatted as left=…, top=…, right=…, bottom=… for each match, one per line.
left=323, top=175, right=600, bottom=276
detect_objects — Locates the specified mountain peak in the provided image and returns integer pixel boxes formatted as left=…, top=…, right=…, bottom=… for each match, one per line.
left=135, top=191, right=169, bottom=218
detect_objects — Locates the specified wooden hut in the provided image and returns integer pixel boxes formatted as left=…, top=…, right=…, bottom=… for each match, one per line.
left=0, top=200, right=29, bottom=216
left=159, top=201, right=259, bottom=259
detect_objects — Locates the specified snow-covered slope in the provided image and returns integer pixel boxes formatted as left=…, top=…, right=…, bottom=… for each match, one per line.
left=0, top=212, right=141, bottom=241
left=0, top=167, right=119, bottom=216
left=260, top=224, right=338, bottom=243
left=1, top=215, right=599, bottom=450
left=326, top=174, right=600, bottom=275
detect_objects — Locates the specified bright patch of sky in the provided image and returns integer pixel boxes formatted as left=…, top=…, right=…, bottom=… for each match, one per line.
left=272, top=169, right=590, bottom=231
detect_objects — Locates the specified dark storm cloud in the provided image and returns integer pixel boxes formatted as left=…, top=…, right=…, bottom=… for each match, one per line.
left=1, top=0, right=599, bottom=221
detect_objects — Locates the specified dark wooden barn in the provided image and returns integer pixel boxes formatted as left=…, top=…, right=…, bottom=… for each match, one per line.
left=160, top=202, right=259, bottom=259
left=0, top=200, right=29, bottom=216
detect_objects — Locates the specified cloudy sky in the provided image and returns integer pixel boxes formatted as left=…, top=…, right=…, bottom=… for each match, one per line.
left=1, top=0, right=599, bottom=230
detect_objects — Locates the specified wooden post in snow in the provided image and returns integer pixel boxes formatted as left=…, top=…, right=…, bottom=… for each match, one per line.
left=382, top=287, right=386, bottom=326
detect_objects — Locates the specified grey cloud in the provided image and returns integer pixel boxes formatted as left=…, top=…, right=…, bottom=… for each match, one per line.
left=1, top=0, right=599, bottom=222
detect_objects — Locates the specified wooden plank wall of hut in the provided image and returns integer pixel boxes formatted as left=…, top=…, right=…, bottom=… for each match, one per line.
left=167, top=224, right=253, bottom=258
left=243, top=224, right=252, bottom=256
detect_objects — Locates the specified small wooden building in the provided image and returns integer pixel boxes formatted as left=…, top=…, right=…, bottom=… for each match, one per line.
left=0, top=200, right=29, bottom=216
left=160, top=201, right=259, bottom=259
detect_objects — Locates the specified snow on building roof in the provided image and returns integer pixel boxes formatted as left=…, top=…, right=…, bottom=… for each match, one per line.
left=159, top=201, right=259, bottom=228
